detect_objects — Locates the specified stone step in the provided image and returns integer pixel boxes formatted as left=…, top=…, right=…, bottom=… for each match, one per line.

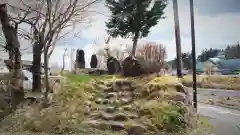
left=82, top=119, right=146, bottom=135
left=82, top=120, right=125, bottom=131
left=103, top=92, right=118, bottom=99
left=118, top=91, right=133, bottom=97
left=100, top=112, right=128, bottom=121
left=105, top=106, right=116, bottom=113
left=102, top=99, right=113, bottom=105
left=103, top=87, right=114, bottom=92
left=101, top=111, right=139, bottom=121
left=95, top=98, right=103, bottom=104
left=119, top=98, right=132, bottom=105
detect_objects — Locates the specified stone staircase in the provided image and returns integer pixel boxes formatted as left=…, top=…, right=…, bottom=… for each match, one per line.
left=82, top=79, right=146, bottom=134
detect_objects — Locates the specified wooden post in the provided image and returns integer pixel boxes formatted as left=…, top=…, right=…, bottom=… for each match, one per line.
left=189, top=0, right=197, bottom=109
left=172, top=0, right=183, bottom=78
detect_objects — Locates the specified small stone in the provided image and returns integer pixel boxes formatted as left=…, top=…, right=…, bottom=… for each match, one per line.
left=88, top=94, right=95, bottom=100
left=84, top=101, right=92, bottom=107
left=226, top=97, right=230, bottom=100
left=118, top=92, right=125, bottom=97
left=95, top=98, right=102, bottom=104
left=108, top=121, right=125, bottom=131
left=89, top=112, right=100, bottom=118
left=116, top=80, right=133, bottom=86
left=114, top=99, right=121, bottom=105
left=104, top=87, right=114, bottom=92
left=123, top=105, right=132, bottom=111
left=105, top=92, right=118, bottom=98
left=117, top=107, right=124, bottom=111
left=210, top=93, right=216, bottom=96
left=105, top=82, right=113, bottom=87
left=82, top=120, right=125, bottom=131
left=105, top=106, right=116, bottom=113
left=84, top=106, right=90, bottom=115
left=101, top=112, right=113, bottom=120
left=209, top=99, right=214, bottom=105
left=120, top=98, right=131, bottom=104
left=114, top=113, right=128, bottom=121
left=127, top=113, right=138, bottom=119
left=172, top=92, right=186, bottom=102
left=127, top=124, right=146, bottom=135
left=72, top=113, right=79, bottom=119
left=102, top=99, right=111, bottom=105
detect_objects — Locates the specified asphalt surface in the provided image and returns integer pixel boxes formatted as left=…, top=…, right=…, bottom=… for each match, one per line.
left=188, top=88, right=240, bottom=135
left=192, top=88, right=240, bottom=97
left=199, top=103, right=240, bottom=135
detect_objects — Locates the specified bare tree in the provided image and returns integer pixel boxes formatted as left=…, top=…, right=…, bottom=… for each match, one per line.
left=0, top=4, right=25, bottom=108
left=137, top=42, right=167, bottom=73
left=8, top=0, right=101, bottom=94
left=137, top=42, right=166, bottom=66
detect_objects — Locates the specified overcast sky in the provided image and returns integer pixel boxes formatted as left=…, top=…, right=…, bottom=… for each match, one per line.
left=1, top=0, right=240, bottom=70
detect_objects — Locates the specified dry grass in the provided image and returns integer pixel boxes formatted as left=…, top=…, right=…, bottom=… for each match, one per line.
left=182, top=75, right=240, bottom=90
left=1, top=77, right=90, bottom=133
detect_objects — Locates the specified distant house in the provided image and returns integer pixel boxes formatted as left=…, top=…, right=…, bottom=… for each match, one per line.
left=217, top=59, right=240, bottom=74
left=196, top=58, right=240, bottom=75
left=218, top=59, right=240, bottom=70
left=196, top=61, right=219, bottom=73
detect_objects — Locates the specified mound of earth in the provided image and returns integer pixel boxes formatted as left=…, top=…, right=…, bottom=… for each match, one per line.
left=81, top=77, right=192, bottom=134
left=0, top=76, right=193, bottom=135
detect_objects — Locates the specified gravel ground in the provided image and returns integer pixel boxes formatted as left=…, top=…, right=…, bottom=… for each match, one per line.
left=188, top=88, right=240, bottom=110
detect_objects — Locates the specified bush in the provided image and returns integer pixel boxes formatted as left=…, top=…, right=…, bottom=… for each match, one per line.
left=140, top=100, right=187, bottom=132
left=142, top=76, right=190, bottom=104
left=122, top=56, right=143, bottom=77
left=107, top=56, right=121, bottom=74
left=136, top=56, right=163, bottom=74
left=90, top=54, right=98, bottom=68
left=136, top=42, right=166, bottom=74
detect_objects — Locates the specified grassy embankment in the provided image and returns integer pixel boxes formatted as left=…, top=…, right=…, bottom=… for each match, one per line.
left=0, top=74, right=214, bottom=135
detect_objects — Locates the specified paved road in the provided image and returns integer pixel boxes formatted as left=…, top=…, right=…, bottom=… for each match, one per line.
left=187, top=88, right=240, bottom=135
left=188, top=88, right=240, bottom=97
left=192, top=88, right=240, bottom=97
left=188, top=87, right=240, bottom=110
left=199, top=103, right=240, bottom=135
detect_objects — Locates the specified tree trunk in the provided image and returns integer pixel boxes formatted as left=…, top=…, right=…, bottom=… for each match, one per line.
left=13, top=46, right=23, bottom=102
left=43, top=47, right=50, bottom=105
left=32, top=43, right=42, bottom=92
left=131, top=32, right=139, bottom=56
left=0, top=4, right=23, bottom=108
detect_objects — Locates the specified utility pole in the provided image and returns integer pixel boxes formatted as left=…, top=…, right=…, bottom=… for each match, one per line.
left=172, top=0, right=183, bottom=78
left=190, top=0, right=197, bottom=109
